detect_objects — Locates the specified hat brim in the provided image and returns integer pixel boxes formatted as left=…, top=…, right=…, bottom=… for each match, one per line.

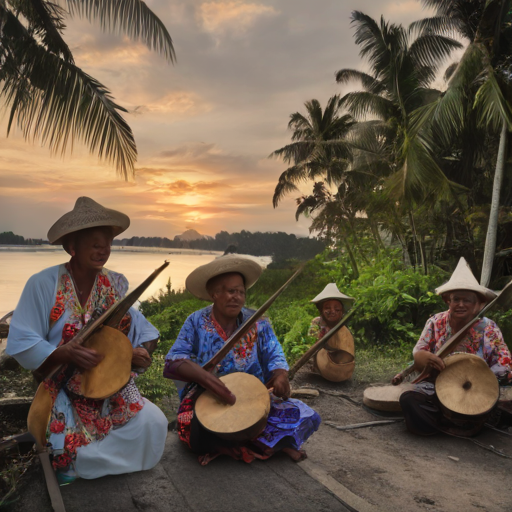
left=436, top=283, right=496, bottom=302
left=48, top=206, right=130, bottom=245
left=186, top=255, right=263, bottom=301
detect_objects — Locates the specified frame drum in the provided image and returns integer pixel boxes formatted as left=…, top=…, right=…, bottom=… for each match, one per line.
left=436, top=353, right=499, bottom=417
left=80, top=326, right=133, bottom=399
left=195, top=372, right=271, bottom=441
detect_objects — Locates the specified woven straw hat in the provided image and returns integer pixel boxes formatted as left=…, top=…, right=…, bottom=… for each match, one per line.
left=186, top=254, right=263, bottom=301
left=436, top=257, right=496, bottom=302
left=47, top=197, right=130, bottom=245
left=311, top=283, right=355, bottom=311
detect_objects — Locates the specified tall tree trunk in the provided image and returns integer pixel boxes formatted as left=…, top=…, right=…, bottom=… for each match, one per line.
left=481, top=121, right=507, bottom=287
left=344, top=240, right=359, bottom=279
left=408, top=210, right=419, bottom=269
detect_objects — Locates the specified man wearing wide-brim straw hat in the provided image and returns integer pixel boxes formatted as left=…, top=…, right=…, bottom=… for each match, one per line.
left=308, top=283, right=356, bottom=382
left=163, top=254, right=321, bottom=464
left=399, top=257, right=512, bottom=436
left=6, top=197, right=168, bottom=482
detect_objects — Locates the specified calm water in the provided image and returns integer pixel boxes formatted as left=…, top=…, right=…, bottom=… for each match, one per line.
left=0, top=246, right=231, bottom=317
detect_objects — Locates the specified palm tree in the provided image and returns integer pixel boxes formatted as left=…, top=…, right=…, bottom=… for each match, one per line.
left=336, top=11, right=463, bottom=205
left=0, top=0, right=175, bottom=177
left=412, top=0, right=512, bottom=285
left=270, top=95, right=355, bottom=207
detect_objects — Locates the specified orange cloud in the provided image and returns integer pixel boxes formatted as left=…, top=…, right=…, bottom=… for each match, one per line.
left=198, top=1, right=278, bottom=36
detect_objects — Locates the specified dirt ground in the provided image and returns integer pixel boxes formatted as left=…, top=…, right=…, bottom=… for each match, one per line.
left=294, top=366, right=512, bottom=512
left=1, top=362, right=512, bottom=512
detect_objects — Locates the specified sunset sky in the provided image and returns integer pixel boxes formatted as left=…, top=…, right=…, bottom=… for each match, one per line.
left=0, top=0, right=450, bottom=240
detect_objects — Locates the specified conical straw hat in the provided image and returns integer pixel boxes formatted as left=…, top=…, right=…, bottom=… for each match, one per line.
left=435, top=257, right=496, bottom=302
left=436, top=353, right=499, bottom=415
left=311, top=283, right=355, bottom=310
left=48, top=197, right=130, bottom=245
left=186, top=254, right=262, bottom=301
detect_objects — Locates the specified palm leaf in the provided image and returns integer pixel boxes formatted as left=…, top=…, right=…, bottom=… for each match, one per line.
left=1, top=9, right=137, bottom=177
left=335, top=69, right=385, bottom=94
left=341, top=91, right=396, bottom=120
left=409, top=34, right=463, bottom=70
left=409, top=16, right=461, bottom=38
left=474, top=68, right=512, bottom=131
left=273, top=164, right=309, bottom=207
left=66, top=0, right=175, bottom=62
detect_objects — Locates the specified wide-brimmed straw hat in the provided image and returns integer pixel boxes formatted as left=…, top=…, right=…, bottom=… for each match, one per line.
left=436, top=257, right=496, bottom=302
left=47, top=197, right=130, bottom=245
left=186, top=254, right=263, bottom=301
left=311, top=283, right=355, bottom=311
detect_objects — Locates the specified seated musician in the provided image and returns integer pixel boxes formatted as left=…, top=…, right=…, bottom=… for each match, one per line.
left=163, top=255, right=321, bottom=465
left=309, top=283, right=354, bottom=339
left=6, top=197, right=168, bottom=482
left=400, top=257, right=512, bottom=436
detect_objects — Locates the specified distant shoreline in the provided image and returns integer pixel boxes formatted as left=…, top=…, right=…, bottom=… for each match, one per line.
left=0, top=245, right=224, bottom=256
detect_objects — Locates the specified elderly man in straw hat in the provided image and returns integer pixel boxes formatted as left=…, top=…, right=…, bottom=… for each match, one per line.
left=6, top=197, right=168, bottom=482
left=309, top=283, right=356, bottom=381
left=163, top=255, right=321, bottom=465
left=400, top=257, right=512, bottom=436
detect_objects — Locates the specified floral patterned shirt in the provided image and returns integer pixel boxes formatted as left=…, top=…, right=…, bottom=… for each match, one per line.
left=413, top=311, right=512, bottom=382
left=165, top=305, right=288, bottom=398
left=308, top=317, right=330, bottom=340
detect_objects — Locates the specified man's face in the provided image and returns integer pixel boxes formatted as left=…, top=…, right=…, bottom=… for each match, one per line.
left=72, top=227, right=113, bottom=271
left=321, top=299, right=344, bottom=326
left=210, top=273, right=246, bottom=319
left=447, top=290, right=482, bottom=323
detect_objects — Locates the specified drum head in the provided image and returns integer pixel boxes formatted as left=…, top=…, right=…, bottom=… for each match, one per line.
left=436, top=353, right=499, bottom=416
left=27, top=382, right=53, bottom=449
left=195, top=372, right=270, bottom=441
left=363, top=384, right=414, bottom=412
left=81, top=326, right=133, bottom=399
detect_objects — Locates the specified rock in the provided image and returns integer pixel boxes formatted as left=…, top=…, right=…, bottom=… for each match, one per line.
left=291, top=388, right=320, bottom=398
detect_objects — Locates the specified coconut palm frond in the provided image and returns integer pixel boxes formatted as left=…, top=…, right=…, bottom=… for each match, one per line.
left=66, top=0, right=175, bottom=62
left=350, top=11, right=392, bottom=75
left=474, top=68, right=512, bottom=131
left=335, top=68, right=385, bottom=94
left=409, top=34, right=463, bottom=70
left=273, top=164, right=309, bottom=207
left=341, top=91, right=396, bottom=120
left=444, top=62, right=459, bottom=82
left=1, top=11, right=137, bottom=177
left=409, top=16, right=460, bottom=38
left=15, top=0, right=74, bottom=60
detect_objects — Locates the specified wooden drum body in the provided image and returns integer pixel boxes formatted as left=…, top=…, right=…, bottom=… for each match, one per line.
left=194, top=372, right=271, bottom=442
left=316, top=326, right=355, bottom=382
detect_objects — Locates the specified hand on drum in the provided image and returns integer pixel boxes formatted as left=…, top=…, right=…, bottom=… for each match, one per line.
left=414, top=350, right=445, bottom=373
left=58, top=342, right=104, bottom=370
left=132, top=347, right=152, bottom=369
left=170, top=359, right=236, bottom=405
left=266, top=369, right=291, bottom=399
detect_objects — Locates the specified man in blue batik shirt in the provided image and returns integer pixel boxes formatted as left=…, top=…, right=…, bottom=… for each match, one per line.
left=163, top=255, right=321, bottom=465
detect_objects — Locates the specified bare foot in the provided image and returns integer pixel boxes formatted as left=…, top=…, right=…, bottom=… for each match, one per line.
left=282, top=447, right=307, bottom=462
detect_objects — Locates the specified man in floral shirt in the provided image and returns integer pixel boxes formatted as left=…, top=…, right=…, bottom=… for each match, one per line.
left=400, top=257, right=512, bottom=436
left=163, top=255, right=321, bottom=465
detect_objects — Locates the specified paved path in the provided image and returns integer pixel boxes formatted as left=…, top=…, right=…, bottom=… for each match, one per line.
left=12, top=433, right=352, bottom=512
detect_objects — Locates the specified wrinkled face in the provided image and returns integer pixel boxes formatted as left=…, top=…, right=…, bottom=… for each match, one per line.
left=209, top=273, right=246, bottom=320
left=321, top=299, right=344, bottom=326
left=447, top=290, right=482, bottom=323
left=69, top=227, right=113, bottom=271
